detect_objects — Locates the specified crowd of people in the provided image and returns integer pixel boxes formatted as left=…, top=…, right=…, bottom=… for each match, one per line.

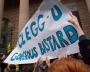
left=0, top=13, right=90, bottom=72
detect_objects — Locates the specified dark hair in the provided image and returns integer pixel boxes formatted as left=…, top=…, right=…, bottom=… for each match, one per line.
left=8, top=64, right=16, bottom=72
left=9, top=64, right=16, bottom=69
left=0, top=53, right=3, bottom=58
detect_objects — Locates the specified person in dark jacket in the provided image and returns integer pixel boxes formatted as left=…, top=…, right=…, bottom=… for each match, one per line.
left=79, top=36, right=90, bottom=64
left=68, top=13, right=90, bottom=65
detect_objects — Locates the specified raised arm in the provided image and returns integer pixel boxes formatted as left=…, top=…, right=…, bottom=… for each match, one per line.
left=68, top=13, right=84, bottom=37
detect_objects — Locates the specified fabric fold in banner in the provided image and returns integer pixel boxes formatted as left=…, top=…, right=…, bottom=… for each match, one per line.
left=4, top=0, right=79, bottom=64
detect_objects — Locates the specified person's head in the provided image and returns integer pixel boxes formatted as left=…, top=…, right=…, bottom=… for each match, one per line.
left=0, top=53, right=3, bottom=59
left=8, top=64, right=16, bottom=72
left=48, top=58, right=90, bottom=72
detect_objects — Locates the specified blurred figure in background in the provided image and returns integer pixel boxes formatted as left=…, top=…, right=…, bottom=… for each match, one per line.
left=0, top=53, right=7, bottom=72
left=33, top=58, right=48, bottom=72
left=7, top=64, right=16, bottom=72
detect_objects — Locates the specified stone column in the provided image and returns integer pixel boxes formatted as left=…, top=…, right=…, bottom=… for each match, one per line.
left=0, top=0, right=4, bottom=43
left=19, top=0, right=30, bottom=32
left=86, top=0, right=90, bottom=13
